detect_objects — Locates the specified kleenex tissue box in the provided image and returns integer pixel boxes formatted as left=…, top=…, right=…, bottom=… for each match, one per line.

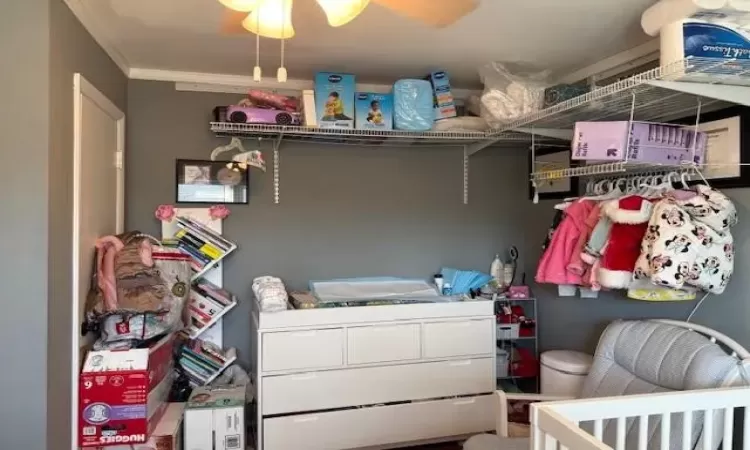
left=355, top=92, right=393, bottom=130
left=572, top=121, right=706, bottom=164
left=426, top=70, right=457, bottom=120
left=314, top=72, right=355, bottom=129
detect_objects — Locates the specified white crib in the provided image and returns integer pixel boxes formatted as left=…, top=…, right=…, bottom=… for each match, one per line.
left=468, top=320, right=750, bottom=450
left=531, top=386, right=750, bottom=450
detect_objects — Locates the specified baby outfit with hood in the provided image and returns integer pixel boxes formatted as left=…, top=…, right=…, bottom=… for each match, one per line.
left=597, top=195, right=653, bottom=289
left=634, top=185, right=737, bottom=294
left=536, top=200, right=596, bottom=286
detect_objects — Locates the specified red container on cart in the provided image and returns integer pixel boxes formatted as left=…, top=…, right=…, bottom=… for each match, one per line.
left=78, top=334, right=175, bottom=447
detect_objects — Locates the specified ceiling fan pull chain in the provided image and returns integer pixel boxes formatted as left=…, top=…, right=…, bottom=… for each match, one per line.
left=277, top=0, right=288, bottom=82
left=253, top=3, right=262, bottom=82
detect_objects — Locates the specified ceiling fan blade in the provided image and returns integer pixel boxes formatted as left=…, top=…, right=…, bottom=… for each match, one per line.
left=372, top=0, right=479, bottom=27
left=221, top=9, right=250, bottom=34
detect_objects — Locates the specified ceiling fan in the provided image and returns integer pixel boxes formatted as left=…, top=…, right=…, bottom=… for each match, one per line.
left=218, top=0, right=479, bottom=39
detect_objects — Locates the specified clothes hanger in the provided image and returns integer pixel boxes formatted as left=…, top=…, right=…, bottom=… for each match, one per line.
left=211, top=137, right=267, bottom=172
left=210, top=137, right=248, bottom=161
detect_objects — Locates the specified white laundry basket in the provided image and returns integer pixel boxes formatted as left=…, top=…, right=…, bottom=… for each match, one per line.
left=540, top=350, right=593, bottom=397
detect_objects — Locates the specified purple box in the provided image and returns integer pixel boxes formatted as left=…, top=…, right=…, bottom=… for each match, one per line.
left=572, top=121, right=706, bottom=165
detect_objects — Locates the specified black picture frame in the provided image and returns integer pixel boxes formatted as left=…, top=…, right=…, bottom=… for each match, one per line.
left=672, top=105, right=750, bottom=189
left=175, top=159, right=249, bottom=204
left=528, top=146, right=578, bottom=200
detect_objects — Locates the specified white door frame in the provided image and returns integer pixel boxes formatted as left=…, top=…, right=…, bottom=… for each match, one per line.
left=71, top=73, right=125, bottom=450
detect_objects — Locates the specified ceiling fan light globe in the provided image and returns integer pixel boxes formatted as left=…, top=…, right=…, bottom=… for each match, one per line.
left=316, top=0, right=370, bottom=27
left=242, top=0, right=295, bottom=39
left=218, top=0, right=260, bottom=12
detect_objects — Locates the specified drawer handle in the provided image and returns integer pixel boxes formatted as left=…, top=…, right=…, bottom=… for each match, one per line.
left=293, top=416, right=319, bottom=423
left=291, top=373, right=318, bottom=381
left=449, top=360, right=472, bottom=367
left=453, top=399, right=477, bottom=406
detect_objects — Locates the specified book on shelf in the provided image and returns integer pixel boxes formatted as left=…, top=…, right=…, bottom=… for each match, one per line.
left=193, top=278, right=236, bottom=307
left=178, top=339, right=234, bottom=386
left=170, top=216, right=236, bottom=274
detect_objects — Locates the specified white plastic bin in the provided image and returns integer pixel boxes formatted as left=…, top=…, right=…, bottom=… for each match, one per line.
left=540, top=350, right=593, bottom=397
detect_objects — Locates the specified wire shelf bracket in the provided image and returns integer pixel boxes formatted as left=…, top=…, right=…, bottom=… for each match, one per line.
left=645, top=80, right=750, bottom=107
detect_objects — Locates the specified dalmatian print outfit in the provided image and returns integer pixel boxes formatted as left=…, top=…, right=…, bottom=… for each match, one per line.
left=633, top=185, right=737, bottom=294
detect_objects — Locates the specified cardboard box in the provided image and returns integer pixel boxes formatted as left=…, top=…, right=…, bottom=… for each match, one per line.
left=426, top=70, right=457, bottom=120
left=301, top=89, right=317, bottom=127
left=314, top=72, right=355, bottom=129
left=91, top=403, right=186, bottom=450
left=79, top=334, right=175, bottom=448
left=184, top=386, right=246, bottom=450
left=355, top=92, right=393, bottom=130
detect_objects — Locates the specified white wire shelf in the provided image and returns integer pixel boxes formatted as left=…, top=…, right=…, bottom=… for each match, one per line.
left=531, top=161, right=699, bottom=182
left=210, top=122, right=546, bottom=148
left=488, top=58, right=749, bottom=135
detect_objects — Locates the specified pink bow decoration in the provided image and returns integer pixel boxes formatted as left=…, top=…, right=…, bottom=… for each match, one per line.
left=209, top=205, right=231, bottom=220
left=154, top=204, right=176, bottom=222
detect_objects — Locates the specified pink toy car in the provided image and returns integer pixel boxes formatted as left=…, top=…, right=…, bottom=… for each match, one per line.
left=226, top=105, right=301, bottom=126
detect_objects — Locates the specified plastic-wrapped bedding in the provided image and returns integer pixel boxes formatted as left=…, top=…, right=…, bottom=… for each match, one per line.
left=252, top=276, right=289, bottom=312
left=479, top=62, right=549, bottom=127
left=393, top=79, right=434, bottom=131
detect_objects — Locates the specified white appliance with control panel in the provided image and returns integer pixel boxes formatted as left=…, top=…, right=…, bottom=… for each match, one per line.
left=252, top=299, right=496, bottom=450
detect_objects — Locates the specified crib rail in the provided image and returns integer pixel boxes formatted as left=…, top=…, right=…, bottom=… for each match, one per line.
left=531, top=386, right=750, bottom=450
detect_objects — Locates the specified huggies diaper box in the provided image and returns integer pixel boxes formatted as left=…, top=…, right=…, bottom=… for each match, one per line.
left=314, top=72, right=355, bottom=129
left=79, top=334, right=175, bottom=447
left=355, top=92, right=393, bottom=129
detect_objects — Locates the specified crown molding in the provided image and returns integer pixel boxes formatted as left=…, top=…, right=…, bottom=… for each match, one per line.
left=63, top=0, right=131, bottom=75
left=130, top=67, right=481, bottom=100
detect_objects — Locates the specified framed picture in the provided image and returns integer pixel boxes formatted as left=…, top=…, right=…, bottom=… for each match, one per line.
left=674, top=106, right=749, bottom=189
left=528, top=146, right=578, bottom=200
left=176, top=159, right=249, bottom=204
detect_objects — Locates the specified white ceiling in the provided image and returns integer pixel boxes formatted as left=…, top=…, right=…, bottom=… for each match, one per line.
left=79, top=0, right=657, bottom=88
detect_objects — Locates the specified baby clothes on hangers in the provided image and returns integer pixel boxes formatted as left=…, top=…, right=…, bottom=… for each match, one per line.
left=633, top=185, right=737, bottom=295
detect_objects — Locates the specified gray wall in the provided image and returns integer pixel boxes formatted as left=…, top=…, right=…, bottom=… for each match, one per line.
left=0, top=2, right=51, bottom=449
left=126, top=80, right=538, bottom=368
left=0, top=1, right=127, bottom=448
left=47, top=1, right=128, bottom=448
left=126, top=79, right=750, bottom=372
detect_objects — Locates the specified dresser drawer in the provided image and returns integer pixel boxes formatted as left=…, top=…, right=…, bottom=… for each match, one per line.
left=264, top=394, right=495, bottom=450
left=422, top=319, right=494, bottom=358
left=262, top=358, right=493, bottom=415
left=262, top=328, right=343, bottom=372
left=347, top=323, right=420, bottom=365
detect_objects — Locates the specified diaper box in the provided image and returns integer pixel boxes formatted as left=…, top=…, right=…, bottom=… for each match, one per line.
left=92, top=403, right=186, bottom=450
left=572, top=121, right=706, bottom=165
left=355, top=92, right=393, bottom=129
left=314, top=72, right=355, bottom=129
left=426, top=70, right=457, bottom=120
left=79, top=334, right=175, bottom=447
left=184, top=385, right=246, bottom=450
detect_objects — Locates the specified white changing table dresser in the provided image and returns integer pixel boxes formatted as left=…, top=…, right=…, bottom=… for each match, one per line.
left=251, top=299, right=497, bottom=450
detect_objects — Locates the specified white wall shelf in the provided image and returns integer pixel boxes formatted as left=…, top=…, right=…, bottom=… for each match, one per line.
left=210, top=122, right=536, bottom=148
left=470, top=57, right=750, bottom=155
left=210, top=122, right=563, bottom=205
